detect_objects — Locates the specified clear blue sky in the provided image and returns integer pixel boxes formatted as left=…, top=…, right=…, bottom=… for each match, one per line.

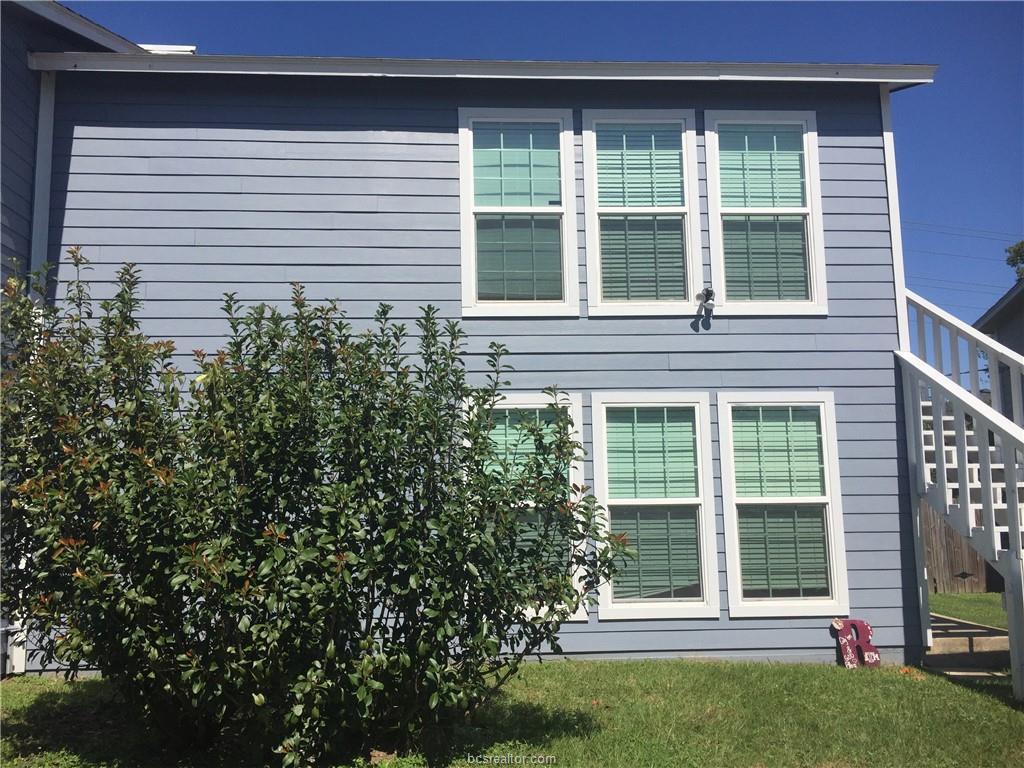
left=66, top=1, right=1024, bottom=322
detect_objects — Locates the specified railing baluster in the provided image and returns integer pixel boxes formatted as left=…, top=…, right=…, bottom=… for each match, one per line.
left=1010, top=362, right=1024, bottom=427
left=915, top=303, right=926, bottom=360
left=952, top=402, right=971, bottom=535
left=932, top=317, right=945, bottom=375
left=991, top=356, right=1005, bottom=418
left=950, top=328, right=962, bottom=388
left=1007, top=443, right=1023, bottom=561
left=932, top=391, right=949, bottom=510
left=968, top=339, right=980, bottom=399
left=908, top=369, right=927, bottom=495
left=976, top=416, right=998, bottom=558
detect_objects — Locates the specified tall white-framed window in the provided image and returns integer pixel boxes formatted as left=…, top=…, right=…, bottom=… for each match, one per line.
left=582, top=110, right=702, bottom=316
left=487, top=392, right=588, bottom=622
left=591, top=392, right=719, bottom=620
left=705, top=111, right=828, bottom=316
left=717, top=391, right=849, bottom=618
left=458, top=108, right=580, bottom=317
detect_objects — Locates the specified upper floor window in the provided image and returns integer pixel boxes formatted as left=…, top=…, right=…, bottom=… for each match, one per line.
left=582, top=110, right=701, bottom=316
left=458, top=109, right=579, bottom=317
left=705, top=111, right=827, bottom=316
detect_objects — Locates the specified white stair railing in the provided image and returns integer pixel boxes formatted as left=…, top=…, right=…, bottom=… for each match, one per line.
left=907, top=290, right=1024, bottom=427
left=898, top=349, right=1024, bottom=700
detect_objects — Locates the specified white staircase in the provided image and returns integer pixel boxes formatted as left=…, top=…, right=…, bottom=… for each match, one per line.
left=900, top=290, right=1024, bottom=700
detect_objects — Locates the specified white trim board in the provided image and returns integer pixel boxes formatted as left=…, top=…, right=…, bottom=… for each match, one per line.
left=581, top=109, right=704, bottom=316
left=457, top=108, right=580, bottom=318
left=27, top=52, right=937, bottom=85
left=29, top=71, right=55, bottom=279
left=704, top=110, right=829, bottom=317
left=716, top=390, right=850, bottom=619
left=880, top=85, right=911, bottom=352
left=591, top=391, right=721, bottom=620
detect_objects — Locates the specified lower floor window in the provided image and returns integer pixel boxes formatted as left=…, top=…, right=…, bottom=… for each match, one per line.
left=718, top=391, right=849, bottom=617
left=737, top=504, right=830, bottom=599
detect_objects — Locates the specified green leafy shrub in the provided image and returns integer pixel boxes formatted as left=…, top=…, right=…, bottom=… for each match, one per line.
left=1, top=249, right=626, bottom=765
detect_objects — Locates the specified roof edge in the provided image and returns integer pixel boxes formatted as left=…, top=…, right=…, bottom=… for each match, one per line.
left=973, top=279, right=1024, bottom=331
left=15, top=1, right=144, bottom=53
left=27, top=52, right=937, bottom=84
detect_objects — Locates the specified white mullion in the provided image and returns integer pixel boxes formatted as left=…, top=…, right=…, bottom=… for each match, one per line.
left=597, top=205, right=688, bottom=216
left=735, top=495, right=831, bottom=506
left=609, top=496, right=704, bottom=507
left=719, top=206, right=810, bottom=216
left=473, top=205, right=566, bottom=216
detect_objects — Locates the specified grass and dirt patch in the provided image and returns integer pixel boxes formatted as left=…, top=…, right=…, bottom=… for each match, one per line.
left=2, top=659, right=1022, bottom=767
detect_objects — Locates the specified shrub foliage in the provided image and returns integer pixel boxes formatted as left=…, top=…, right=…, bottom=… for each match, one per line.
left=1, top=250, right=625, bottom=764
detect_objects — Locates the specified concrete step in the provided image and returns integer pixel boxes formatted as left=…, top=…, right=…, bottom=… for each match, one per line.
left=925, top=613, right=1011, bottom=671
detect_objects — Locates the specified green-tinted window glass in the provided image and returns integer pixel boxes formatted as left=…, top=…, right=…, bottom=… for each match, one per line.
left=738, top=504, right=830, bottom=598
left=610, top=505, right=701, bottom=601
left=473, top=122, right=561, bottom=207
left=596, top=123, right=684, bottom=207
left=722, top=215, right=809, bottom=301
left=488, top=407, right=558, bottom=470
left=732, top=406, right=825, bottom=497
left=600, top=216, right=686, bottom=301
left=606, top=406, right=698, bottom=499
left=719, top=124, right=805, bottom=207
left=476, top=215, right=563, bottom=301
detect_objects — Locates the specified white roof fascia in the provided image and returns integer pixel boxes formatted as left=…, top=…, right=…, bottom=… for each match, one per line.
left=26, top=52, right=936, bottom=86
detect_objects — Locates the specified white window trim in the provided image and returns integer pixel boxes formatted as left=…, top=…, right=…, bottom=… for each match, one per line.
left=458, top=108, right=580, bottom=317
left=492, top=391, right=588, bottom=622
left=591, top=391, right=720, bottom=620
left=582, top=110, right=703, bottom=317
left=716, top=390, right=850, bottom=618
left=705, top=110, right=828, bottom=316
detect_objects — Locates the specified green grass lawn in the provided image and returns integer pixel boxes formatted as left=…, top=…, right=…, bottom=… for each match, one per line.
left=2, top=659, right=1022, bottom=768
left=930, top=591, right=1008, bottom=629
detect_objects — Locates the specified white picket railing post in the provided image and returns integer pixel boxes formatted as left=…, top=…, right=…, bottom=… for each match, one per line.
left=897, top=349, right=1024, bottom=701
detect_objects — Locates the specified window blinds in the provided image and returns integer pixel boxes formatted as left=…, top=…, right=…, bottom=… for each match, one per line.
left=594, top=122, right=688, bottom=303
left=606, top=406, right=698, bottom=498
left=731, top=405, right=825, bottom=497
left=737, top=505, right=830, bottom=598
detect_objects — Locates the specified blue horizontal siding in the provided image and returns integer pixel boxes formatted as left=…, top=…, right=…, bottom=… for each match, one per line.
left=45, top=72, right=918, bottom=661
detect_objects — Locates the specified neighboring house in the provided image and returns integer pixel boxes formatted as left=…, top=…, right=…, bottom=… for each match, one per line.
left=2, top=2, right=1022, bottom=698
left=975, top=279, right=1024, bottom=419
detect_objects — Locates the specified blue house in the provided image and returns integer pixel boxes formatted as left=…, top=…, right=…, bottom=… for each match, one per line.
left=3, top=1, right=1022, bottom=699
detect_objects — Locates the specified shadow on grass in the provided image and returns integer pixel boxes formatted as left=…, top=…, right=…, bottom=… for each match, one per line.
left=431, top=695, right=597, bottom=766
left=921, top=667, right=1024, bottom=712
left=0, top=677, right=264, bottom=768
left=1, top=678, right=598, bottom=768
